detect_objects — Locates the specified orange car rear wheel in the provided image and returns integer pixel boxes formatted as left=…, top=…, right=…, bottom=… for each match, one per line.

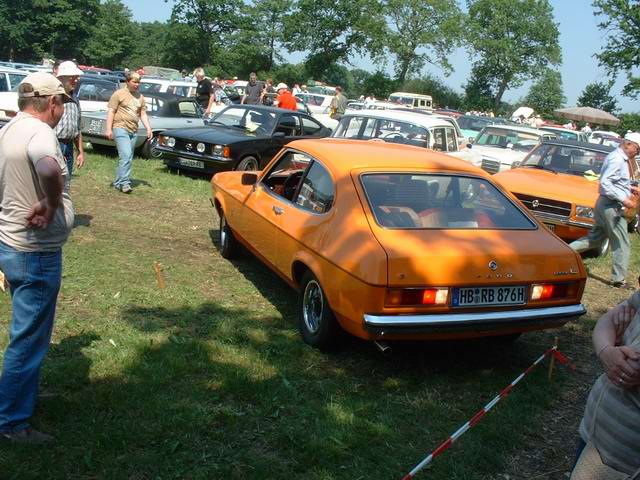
left=299, top=272, right=340, bottom=349
left=218, top=212, right=242, bottom=259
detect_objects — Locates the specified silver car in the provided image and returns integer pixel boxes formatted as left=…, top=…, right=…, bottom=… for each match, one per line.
left=81, top=93, right=205, bottom=158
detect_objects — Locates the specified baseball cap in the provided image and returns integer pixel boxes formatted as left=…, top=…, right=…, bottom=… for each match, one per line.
left=56, top=61, right=83, bottom=77
left=18, top=72, right=72, bottom=102
left=276, top=82, right=288, bottom=90
left=625, top=132, right=640, bottom=146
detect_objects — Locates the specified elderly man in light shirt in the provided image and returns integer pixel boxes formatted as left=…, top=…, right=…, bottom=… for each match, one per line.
left=570, top=132, right=640, bottom=288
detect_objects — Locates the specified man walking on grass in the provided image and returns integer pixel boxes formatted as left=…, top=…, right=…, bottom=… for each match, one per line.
left=0, top=72, right=75, bottom=444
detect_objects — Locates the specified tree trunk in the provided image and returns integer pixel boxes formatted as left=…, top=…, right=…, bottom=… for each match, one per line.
left=397, top=59, right=411, bottom=85
left=494, top=78, right=509, bottom=111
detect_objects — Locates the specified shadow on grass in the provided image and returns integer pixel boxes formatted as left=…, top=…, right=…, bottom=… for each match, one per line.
left=73, top=214, right=93, bottom=228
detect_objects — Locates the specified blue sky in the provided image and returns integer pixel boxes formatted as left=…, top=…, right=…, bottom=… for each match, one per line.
left=122, top=0, right=639, bottom=112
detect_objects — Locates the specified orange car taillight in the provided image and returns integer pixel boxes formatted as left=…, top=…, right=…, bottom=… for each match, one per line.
left=385, top=288, right=449, bottom=307
left=530, top=282, right=577, bottom=301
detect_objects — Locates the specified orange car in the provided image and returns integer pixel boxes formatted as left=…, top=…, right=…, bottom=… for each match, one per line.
left=211, top=138, right=586, bottom=349
left=495, top=139, right=619, bottom=256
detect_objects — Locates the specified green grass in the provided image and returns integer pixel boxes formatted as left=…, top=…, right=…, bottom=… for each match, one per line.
left=0, top=150, right=638, bottom=479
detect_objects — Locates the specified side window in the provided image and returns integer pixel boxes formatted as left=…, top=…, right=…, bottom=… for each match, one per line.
left=275, top=113, right=301, bottom=136
left=261, top=151, right=312, bottom=201
left=445, top=128, right=457, bottom=151
left=146, top=97, right=164, bottom=113
left=432, top=128, right=447, bottom=151
left=0, top=74, right=8, bottom=92
left=178, top=101, right=198, bottom=117
left=334, top=116, right=365, bottom=138
left=302, top=116, right=323, bottom=136
left=77, top=82, right=97, bottom=101
left=296, top=161, right=335, bottom=214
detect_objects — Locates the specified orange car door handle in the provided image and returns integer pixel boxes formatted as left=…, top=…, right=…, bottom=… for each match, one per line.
left=272, top=206, right=284, bottom=215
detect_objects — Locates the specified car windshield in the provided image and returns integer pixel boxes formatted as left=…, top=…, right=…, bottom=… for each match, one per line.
left=211, top=107, right=276, bottom=134
left=388, top=95, right=414, bottom=106
left=520, top=143, right=609, bottom=176
left=9, top=73, right=26, bottom=91
left=361, top=173, right=536, bottom=230
left=541, top=128, right=578, bottom=141
left=139, top=82, right=162, bottom=93
left=333, top=116, right=430, bottom=148
left=457, top=116, right=493, bottom=132
left=476, top=127, right=540, bottom=152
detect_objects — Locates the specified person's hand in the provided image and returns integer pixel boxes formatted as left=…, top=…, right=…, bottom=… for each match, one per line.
left=25, top=199, right=58, bottom=230
left=623, top=196, right=637, bottom=208
left=600, top=345, right=640, bottom=389
left=611, top=302, right=636, bottom=339
left=105, top=129, right=113, bottom=140
left=146, top=129, right=153, bottom=140
left=76, top=152, right=84, bottom=169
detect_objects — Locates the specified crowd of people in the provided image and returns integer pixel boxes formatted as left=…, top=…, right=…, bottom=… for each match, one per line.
left=0, top=63, right=637, bottom=478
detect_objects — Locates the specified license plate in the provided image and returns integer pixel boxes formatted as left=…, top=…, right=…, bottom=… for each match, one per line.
left=88, top=119, right=103, bottom=134
left=178, top=158, right=204, bottom=169
left=544, top=223, right=555, bottom=232
left=452, top=286, right=527, bottom=307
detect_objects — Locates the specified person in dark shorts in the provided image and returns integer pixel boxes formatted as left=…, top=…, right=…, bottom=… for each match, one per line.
left=241, top=72, right=264, bottom=105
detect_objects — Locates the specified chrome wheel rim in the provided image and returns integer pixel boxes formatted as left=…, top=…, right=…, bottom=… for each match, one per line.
left=150, top=137, right=162, bottom=158
left=220, top=216, right=227, bottom=248
left=303, top=280, right=323, bottom=334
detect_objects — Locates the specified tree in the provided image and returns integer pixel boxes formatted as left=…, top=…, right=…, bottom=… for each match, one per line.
left=577, top=81, right=619, bottom=113
left=246, top=0, right=293, bottom=72
left=401, top=75, right=464, bottom=109
left=361, top=71, right=397, bottom=99
left=593, top=0, right=640, bottom=98
left=617, top=112, right=640, bottom=136
left=465, top=0, right=561, bottom=110
left=382, top=0, right=462, bottom=83
left=284, top=0, right=384, bottom=79
left=83, top=0, right=135, bottom=68
left=525, top=69, right=565, bottom=117
left=0, top=0, right=100, bottom=62
left=168, top=0, right=243, bottom=67
left=124, top=22, right=170, bottom=69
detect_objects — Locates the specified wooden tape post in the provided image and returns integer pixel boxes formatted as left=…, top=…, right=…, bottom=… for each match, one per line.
left=153, top=261, right=165, bottom=289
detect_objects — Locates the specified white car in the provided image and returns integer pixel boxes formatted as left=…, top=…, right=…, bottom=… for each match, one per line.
left=0, top=67, right=27, bottom=92
left=466, top=125, right=557, bottom=173
left=539, top=126, right=589, bottom=142
left=331, top=108, right=465, bottom=158
left=139, top=78, right=198, bottom=97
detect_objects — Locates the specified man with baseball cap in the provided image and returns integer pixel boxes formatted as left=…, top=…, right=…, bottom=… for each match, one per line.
left=570, top=132, right=640, bottom=289
left=0, top=72, right=74, bottom=443
left=55, top=61, right=85, bottom=178
left=274, top=83, right=297, bottom=111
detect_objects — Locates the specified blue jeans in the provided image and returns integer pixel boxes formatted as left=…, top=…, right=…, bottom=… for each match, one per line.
left=113, top=127, right=137, bottom=189
left=59, top=141, right=74, bottom=177
left=0, top=241, right=62, bottom=432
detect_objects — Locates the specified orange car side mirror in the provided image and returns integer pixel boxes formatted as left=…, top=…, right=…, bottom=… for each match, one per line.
left=241, top=173, right=258, bottom=185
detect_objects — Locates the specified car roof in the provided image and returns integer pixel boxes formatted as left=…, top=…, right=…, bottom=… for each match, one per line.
left=480, top=124, right=544, bottom=134
left=286, top=138, right=486, bottom=178
left=0, top=66, right=29, bottom=75
left=540, top=126, right=580, bottom=133
left=342, top=108, right=452, bottom=128
left=539, top=138, right=616, bottom=153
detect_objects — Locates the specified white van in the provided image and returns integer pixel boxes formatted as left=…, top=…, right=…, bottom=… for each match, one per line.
left=388, top=92, right=433, bottom=111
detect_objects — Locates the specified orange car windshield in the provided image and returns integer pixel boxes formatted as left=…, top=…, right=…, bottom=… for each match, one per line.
left=361, top=174, right=536, bottom=230
left=520, top=144, right=608, bottom=176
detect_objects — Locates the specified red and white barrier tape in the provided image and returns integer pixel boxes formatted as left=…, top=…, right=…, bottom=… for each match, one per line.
left=401, top=346, right=574, bottom=480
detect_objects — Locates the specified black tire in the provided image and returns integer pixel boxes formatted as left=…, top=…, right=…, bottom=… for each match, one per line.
left=236, top=155, right=259, bottom=171
left=218, top=211, right=241, bottom=259
left=90, top=143, right=112, bottom=155
left=140, top=135, right=161, bottom=159
left=298, top=271, right=340, bottom=349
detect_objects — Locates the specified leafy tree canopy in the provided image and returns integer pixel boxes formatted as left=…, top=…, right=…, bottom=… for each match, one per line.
left=577, top=80, right=619, bottom=113
left=83, top=0, right=135, bottom=69
left=381, top=0, right=463, bottom=83
left=465, top=0, right=561, bottom=110
left=593, top=0, right=640, bottom=98
left=525, top=68, right=565, bottom=117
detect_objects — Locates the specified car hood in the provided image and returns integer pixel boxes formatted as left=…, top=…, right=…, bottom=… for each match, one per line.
left=494, top=168, right=598, bottom=207
left=163, top=125, right=267, bottom=143
left=369, top=227, right=582, bottom=287
left=467, top=145, right=530, bottom=166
